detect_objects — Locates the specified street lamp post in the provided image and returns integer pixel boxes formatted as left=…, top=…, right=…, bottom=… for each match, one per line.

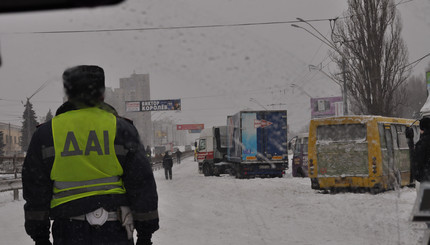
left=292, top=19, right=348, bottom=115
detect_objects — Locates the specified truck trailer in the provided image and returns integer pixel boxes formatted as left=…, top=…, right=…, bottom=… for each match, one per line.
left=227, top=110, right=288, bottom=178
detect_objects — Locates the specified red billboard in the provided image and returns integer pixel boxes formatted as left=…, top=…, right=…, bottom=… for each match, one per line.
left=176, top=124, right=204, bottom=130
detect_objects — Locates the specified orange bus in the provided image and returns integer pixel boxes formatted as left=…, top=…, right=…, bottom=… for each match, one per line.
left=308, top=115, right=419, bottom=192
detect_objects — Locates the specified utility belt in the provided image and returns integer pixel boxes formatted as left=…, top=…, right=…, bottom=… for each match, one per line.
left=70, top=206, right=134, bottom=239
left=70, top=208, right=119, bottom=223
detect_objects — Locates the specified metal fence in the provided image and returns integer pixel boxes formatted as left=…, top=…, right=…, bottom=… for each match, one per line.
left=0, top=151, right=194, bottom=200
left=0, top=156, right=24, bottom=200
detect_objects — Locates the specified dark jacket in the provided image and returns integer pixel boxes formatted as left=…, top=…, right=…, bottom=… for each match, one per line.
left=410, top=131, right=430, bottom=182
left=22, top=101, right=159, bottom=242
left=162, top=153, right=173, bottom=169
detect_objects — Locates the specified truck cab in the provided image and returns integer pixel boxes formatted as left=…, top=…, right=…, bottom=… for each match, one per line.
left=196, top=126, right=228, bottom=176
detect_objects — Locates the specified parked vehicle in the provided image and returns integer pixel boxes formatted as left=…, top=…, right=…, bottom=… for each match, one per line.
left=308, top=115, right=419, bottom=192
left=195, top=126, right=228, bottom=176
left=227, top=110, right=288, bottom=178
left=154, top=145, right=166, bottom=157
left=289, top=133, right=308, bottom=177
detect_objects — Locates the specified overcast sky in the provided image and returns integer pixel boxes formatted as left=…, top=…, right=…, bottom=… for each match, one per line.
left=0, top=0, right=428, bottom=133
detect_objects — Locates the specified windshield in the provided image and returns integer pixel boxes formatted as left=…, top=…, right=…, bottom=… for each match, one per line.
left=317, top=124, right=367, bottom=142
left=0, top=1, right=429, bottom=245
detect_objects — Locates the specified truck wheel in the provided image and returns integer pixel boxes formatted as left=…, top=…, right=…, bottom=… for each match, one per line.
left=213, top=167, right=221, bottom=177
left=235, top=168, right=243, bottom=179
left=235, top=172, right=242, bottom=179
left=203, top=162, right=213, bottom=176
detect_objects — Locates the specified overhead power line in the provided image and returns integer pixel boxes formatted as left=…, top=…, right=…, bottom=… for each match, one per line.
left=8, top=17, right=346, bottom=35
left=404, top=52, right=430, bottom=69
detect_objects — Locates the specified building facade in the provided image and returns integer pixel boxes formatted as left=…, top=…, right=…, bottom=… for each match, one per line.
left=0, top=122, right=22, bottom=156
left=105, top=73, right=153, bottom=147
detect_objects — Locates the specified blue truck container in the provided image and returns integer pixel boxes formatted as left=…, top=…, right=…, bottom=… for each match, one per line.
left=227, top=110, right=288, bottom=178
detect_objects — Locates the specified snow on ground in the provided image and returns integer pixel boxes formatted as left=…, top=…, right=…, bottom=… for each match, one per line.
left=0, top=156, right=427, bottom=244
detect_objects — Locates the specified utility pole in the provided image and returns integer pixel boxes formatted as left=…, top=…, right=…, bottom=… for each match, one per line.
left=342, top=58, right=348, bottom=115
left=8, top=123, right=11, bottom=154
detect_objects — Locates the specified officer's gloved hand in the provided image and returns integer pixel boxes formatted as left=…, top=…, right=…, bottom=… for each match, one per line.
left=35, top=239, right=52, bottom=245
left=406, top=127, right=414, bottom=139
left=136, top=234, right=152, bottom=245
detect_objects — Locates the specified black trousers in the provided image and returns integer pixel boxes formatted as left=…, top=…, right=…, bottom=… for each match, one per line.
left=52, top=219, right=130, bottom=245
left=164, top=167, right=172, bottom=179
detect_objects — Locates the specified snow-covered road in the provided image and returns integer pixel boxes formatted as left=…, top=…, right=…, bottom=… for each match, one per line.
left=0, top=156, right=426, bottom=244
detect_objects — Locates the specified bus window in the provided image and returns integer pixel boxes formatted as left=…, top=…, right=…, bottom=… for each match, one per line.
left=293, top=141, right=301, bottom=155
left=378, top=124, right=386, bottom=149
left=391, top=126, right=399, bottom=150
left=303, top=137, right=308, bottom=153
left=396, top=125, right=409, bottom=149
left=317, top=124, right=366, bottom=142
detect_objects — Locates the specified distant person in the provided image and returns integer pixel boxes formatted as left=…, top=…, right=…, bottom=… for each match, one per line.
left=176, top=149, right=182, bottom=164
left=406, top=117, right=430, bottom=184
left=163, top=151, right=173, bottom=180
left=22, top=65, right=159, bottom=245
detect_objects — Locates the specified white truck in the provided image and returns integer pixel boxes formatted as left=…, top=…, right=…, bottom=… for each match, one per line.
left=195, top=126, right=229, bottom=176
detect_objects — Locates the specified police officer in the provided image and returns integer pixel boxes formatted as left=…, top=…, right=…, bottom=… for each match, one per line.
left=22, top=65, right=159, bottom=245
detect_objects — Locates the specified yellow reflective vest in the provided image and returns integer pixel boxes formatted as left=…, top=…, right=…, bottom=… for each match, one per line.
left=50, top=107, right=126, bottom=208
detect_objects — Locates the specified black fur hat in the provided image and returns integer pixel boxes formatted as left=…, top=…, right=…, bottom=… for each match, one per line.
left=63, top=65, right=105, bottom=100
left=420, top=117, right=430, bottom=131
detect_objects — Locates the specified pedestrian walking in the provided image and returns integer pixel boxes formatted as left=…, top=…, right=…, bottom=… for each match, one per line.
left=407, top=117, right=430, bottom=242
left=163, top=151, right=173, bottom=180
left=22, top=65, right=159, bottom=245
left=407, top=117, right=430, bottom=183
left=176, top=149, right=182, bottom=164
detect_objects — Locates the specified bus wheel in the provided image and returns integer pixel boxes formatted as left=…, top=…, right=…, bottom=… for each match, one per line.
left=370, top=184, right=382, bottom=194
left=203, top=162, right=213, bottom=176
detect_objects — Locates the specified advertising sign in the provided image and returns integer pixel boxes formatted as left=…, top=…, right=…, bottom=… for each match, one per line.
left=254, top=119, right=273, bottom=128
left=189, top=129, right=202, bottom=134
left=176, top=124, right=204, bottom=130
left=427, top=71, right=430, bottom=93
left=125, top=101, right=140, bottom=112
left=241, top=112, right=258, bottom=161
left=311, top=96, right=343, bottom=118
left=125, top=99, right=181, bottom=112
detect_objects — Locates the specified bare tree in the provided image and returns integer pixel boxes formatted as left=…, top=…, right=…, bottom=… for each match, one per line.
left=331, top=0, right=409, bottom=116
left=397, top=75, right=426, bottom=118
